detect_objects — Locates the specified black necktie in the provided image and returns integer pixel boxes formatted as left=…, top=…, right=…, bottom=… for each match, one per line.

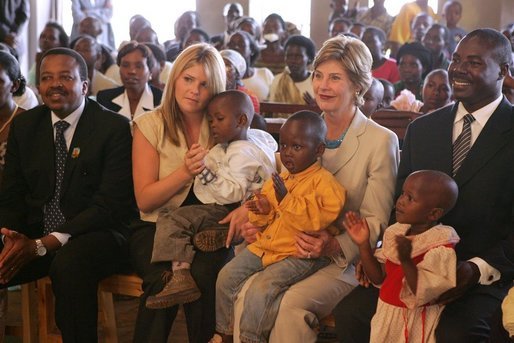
left=452, top=113, right=475, bottom=176
left=43, top=120, right=70, bottom=234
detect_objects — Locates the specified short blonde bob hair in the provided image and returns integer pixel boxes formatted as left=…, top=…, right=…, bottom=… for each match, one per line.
left=313, top=35, right=373, bottom=106
left=159, top=43, right=226, bottom=146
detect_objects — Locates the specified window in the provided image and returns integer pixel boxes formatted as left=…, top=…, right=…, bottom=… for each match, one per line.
left=249, top=0, right=312, bottom=37
left=386, top=0, right=439, bottom=16
left=62, top=0, right=196, bottom=48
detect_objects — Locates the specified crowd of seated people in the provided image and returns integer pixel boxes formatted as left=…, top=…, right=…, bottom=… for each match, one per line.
left=1, top=1, right=514, bottom=342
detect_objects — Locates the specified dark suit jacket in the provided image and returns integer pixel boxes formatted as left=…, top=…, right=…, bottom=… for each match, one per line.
left=0, top=98, right=138, bottom=240
left=96, top=85, right=163, bottom=114
left=397, top=98, right=514, bottom=282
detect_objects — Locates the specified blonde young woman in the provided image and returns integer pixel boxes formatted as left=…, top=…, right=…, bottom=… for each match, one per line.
left=129, top=43, right=228, bottom=343
left=223, top=35, right=399, bottom=342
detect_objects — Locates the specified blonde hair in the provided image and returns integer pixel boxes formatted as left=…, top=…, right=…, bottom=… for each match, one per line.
left=313, top=35, right=372, bottom=106
left=159, top=43, right=226, bottom=146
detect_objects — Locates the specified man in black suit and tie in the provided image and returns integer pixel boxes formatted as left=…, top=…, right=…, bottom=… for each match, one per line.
left=334, top=28, right=514, bottom=342
left=0, top=48, right=137, bottom=342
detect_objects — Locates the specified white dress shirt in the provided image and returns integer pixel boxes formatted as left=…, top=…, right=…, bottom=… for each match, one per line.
left=48, top=98, right=86, bottom=245
left=453, top=94, right=503, bottom=285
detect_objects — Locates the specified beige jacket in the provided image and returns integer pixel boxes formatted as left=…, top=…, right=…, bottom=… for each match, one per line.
left=321, top=109, right=399, bottom=276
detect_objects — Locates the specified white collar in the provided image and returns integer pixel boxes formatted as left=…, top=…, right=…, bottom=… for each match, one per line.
left=51, top=97, right=85, bottom=127
left=112, top=84, right=154, bottom=120
left=454, top=94, right=503, bottom=127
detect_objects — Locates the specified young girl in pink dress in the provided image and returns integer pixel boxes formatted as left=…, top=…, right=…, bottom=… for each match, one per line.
left=344, top=170, right=460, bottom=343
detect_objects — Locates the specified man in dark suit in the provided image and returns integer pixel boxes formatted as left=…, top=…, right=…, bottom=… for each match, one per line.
left=334, top=28, right=514, bottom=342
left=0, top=47, right=137, bottom=342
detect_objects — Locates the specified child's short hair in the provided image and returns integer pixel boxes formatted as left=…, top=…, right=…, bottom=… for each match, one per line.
left=286, top=111, right=327, bottom=145
left=209, top=89, right=255, bottom=125
left=427, top=24, right=450, bottom=45
left=364, top=26, right=387, bottom=45
left=409, top=170, right=458, bottom=214
left=284, top=35, right=316, bottom=64
left=443, top=0, right=463, bottom=13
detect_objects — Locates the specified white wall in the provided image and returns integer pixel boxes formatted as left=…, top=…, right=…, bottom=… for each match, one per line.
left=20, top=0, right=54, bottom=77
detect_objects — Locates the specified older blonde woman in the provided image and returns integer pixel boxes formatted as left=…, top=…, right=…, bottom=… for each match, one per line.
left=223, top=35, right=399, bottom=342
left=129, top=43, right=228, bottom=343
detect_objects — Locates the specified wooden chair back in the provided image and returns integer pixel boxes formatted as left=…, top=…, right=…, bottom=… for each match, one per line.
left=259, top=102, right=322, bottom=137
left=371, top=109, right=422, bottom=142
left=259, top=102, right=321, bottom=117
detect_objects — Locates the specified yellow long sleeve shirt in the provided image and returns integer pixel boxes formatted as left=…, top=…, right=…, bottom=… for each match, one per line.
left=248, top=162, right=346, bottom=266
left=388, top=2, right=437, bottom=44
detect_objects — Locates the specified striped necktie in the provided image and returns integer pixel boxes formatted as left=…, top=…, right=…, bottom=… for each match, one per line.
left=452, top=113, right=475, bottom=176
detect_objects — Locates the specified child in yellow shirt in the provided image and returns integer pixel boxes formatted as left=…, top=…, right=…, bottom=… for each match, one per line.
left=211, top=111, right=346, bottom=343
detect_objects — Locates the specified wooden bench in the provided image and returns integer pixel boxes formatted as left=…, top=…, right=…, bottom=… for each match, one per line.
left=16, top=273, right=342, bottom=342
left=16, top=273, right=143, bottom=343
left=259, top=102, right=321, bottom=118
left=260, top=102, right=322, bottom=138
left=260, top=103, right=420, bottom=145
left=5, top=283, right=38, bottom=342
left=371, top=109, right=422, bottom=143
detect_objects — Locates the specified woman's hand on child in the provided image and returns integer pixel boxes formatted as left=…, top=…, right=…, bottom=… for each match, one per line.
left=272, top=173, right=287, bottom=203
left=395, top=235, right=413, bottom=262
left=343, top=211, right=370, bottom=246
left=220, top=205, right=249, bottom=247
left=240, top=222, right=262, bottom=244
left=294, top=229, right=341, bottom=259
left=245, top=193, right=271, bottom=215
left=184, top=143, right=208, bottom=176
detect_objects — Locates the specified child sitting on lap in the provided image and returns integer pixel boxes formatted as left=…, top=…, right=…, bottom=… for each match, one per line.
left=211, top=111, right=346, bottom=343
left=145, top=90, right=277, bottom=309
left=344, top=170, right=460, bottom=343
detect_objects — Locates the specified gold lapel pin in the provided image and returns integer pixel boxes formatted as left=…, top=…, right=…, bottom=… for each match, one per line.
left=72, top=147, right=80, bottom=159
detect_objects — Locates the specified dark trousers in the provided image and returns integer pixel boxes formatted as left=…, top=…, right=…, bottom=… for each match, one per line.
left=333, top=285, right=378, bottom=343
left=129, top=220, right=232, bottom=343
left=1, top=230, right=127, bottom=343
left=334, top=283, right=511, bottom=343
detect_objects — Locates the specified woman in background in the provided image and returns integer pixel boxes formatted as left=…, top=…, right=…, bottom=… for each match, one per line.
left=28, top=22, right=69, bottom=87
left=228, top=30, right=274, bottom=102
left=96, top=42, right=162, bottom=121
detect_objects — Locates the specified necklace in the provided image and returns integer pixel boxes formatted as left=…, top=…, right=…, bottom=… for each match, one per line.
left=326, top=126, right=349, bottom=149
left=0, top=104, right=18, bottom=135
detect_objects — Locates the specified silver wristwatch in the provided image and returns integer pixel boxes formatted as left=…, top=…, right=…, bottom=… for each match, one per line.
left=35, top=239, right=47, bottom=257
